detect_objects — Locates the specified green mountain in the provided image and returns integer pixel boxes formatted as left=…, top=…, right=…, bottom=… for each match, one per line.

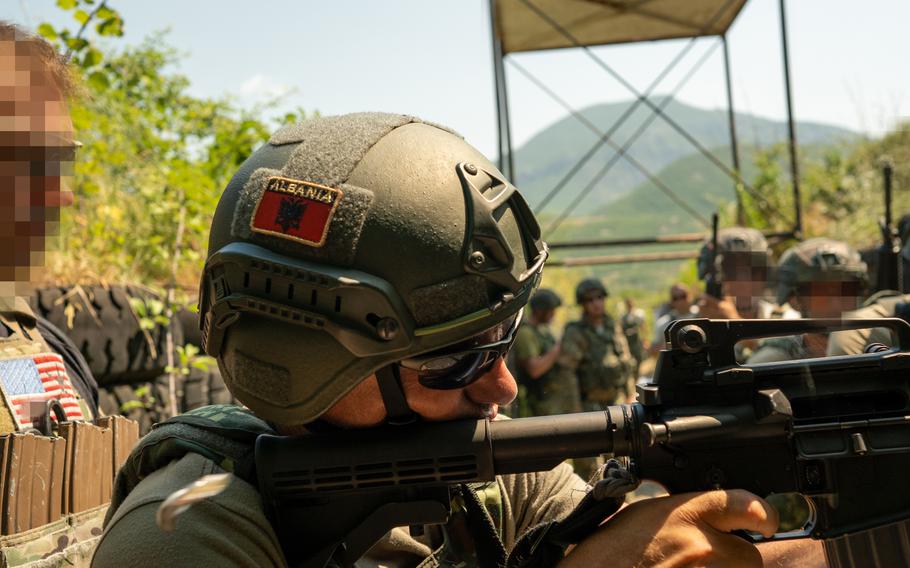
left=514, top=97, right=857, bottom=214
left=539, top=140, right=848, bottom=291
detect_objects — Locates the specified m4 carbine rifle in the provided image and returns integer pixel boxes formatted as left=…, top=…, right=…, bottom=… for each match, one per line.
left=256, top=317, right=910, bottom=568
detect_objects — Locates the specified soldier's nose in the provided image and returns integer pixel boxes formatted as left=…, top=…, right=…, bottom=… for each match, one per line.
left=465, top=358, right=517, bottom=406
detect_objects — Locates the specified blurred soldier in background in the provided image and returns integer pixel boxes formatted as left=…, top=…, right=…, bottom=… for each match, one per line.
left=650, top=283, right=697, bottom=352
left=620, top=297, right=646, bottom=380
left=510, top=288, right=582, bottom=417
left=748, top=238, right=868, bottom=363
left=558, top=279, right=633, bottom=410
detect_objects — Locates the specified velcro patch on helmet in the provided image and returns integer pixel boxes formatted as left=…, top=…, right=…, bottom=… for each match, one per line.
left=250, top=176, right=344, bottom=247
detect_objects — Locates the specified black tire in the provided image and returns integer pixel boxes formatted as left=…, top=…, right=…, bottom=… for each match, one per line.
left=30, top=284, right=184, bottom=386
left=181, top=364, right=234, bottom=412
left=174, top=308, right=234, bottom=411
left=97, top=378, right=174, bottom=435
left=177, top=307, right=204, bottom=350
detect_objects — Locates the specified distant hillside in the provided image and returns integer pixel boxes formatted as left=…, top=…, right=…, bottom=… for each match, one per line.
left=541, top=142, right=843, bottom=290
left=514, top=97, right=856, bottom=213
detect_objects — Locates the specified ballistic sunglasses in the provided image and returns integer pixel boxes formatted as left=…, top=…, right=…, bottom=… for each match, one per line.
left=399, top=308, right=523, bottom=390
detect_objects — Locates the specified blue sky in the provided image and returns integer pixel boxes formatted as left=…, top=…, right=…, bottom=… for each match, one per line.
left=8, top=0, right=908, bottom=158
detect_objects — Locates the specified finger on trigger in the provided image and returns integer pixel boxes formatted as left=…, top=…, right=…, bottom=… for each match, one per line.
left=698, top=489, right=779, bottom=538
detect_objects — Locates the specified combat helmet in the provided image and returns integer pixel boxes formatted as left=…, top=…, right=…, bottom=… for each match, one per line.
left=776, top=238, right=867, bottom=305
left=575, top=278, right=608, bottom=304
left=529, top=288, right=561, bottom=311
left=199, top=113, right=547, bottom=425
left=697, top=227, right=773, bottom=281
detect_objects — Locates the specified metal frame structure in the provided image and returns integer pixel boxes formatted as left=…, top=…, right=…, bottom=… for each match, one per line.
left=488, top=0, right=803, bottom=266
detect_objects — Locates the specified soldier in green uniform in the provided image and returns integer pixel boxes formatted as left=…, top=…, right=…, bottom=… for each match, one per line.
left=748, top=238, right=868, bottom=363
left=558, top=279, right=633, bottom=411
left=510, top=288, right=581, bottom=416
left=92, top=113, right=816, bottom=568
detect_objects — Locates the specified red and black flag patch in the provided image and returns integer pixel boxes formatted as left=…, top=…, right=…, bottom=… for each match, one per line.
left=250, top=176, right=344, bottom=247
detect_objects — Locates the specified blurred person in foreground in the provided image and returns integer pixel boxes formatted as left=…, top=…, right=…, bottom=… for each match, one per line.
left=0, top=20, right=99, bottom=567
left=510, top=288, right=582, bottom=417
left=0, top=21, right=96, bottom=426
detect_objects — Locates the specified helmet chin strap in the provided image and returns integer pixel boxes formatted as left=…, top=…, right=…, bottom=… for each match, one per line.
left=376, top=364, right=418, bottom=426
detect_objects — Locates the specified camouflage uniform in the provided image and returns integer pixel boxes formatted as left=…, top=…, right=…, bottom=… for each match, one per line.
left=558, top=316, right=633, bottom=411
left=511, top=323, right=581, bottom=416
left=0, top=298, right=102, bottom=568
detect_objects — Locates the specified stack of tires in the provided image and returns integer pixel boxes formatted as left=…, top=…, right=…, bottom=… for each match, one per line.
left=30, top=284, right=234, bottom=434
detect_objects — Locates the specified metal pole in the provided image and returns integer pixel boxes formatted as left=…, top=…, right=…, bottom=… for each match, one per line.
left=547, top=250, right=700, bottom=267
left=488, top=0, right=514, bottom=180
left=721, top=34, right=743, bottom=225
left=779, top=0, right=802, bottom=236
left=548, top=230, right=795, bottom=250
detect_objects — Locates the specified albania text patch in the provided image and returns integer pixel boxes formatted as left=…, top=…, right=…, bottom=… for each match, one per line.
left=250, top=176, right=344, bottom=247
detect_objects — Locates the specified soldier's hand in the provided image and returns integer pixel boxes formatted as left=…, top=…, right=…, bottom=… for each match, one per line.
left=559, top=489, right=778, bottom=568
left=697, top=294, right=742, bottom=319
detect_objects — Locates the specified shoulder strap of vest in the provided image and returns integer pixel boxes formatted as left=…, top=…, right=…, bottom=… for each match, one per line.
left=107, top=404, right=276, bottom=523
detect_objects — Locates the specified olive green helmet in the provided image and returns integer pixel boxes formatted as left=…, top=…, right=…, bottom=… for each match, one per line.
left=199, top=113, right=546, bottom=425
left=529, top=288, right=561, bottom=311
left=575, top=278, right=607, bottom=304
left=776, top=238, right=867, bottom=305
left=696, top=227, right=772, bottom=281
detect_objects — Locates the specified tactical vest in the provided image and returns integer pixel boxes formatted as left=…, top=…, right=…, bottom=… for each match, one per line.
left=565, top=319, right=626, bottom=402
left=107, top=404, right=508, bottom=568
left=0, top=299, right=137, bottom=568
left=515, top=324, right=557, bottom=402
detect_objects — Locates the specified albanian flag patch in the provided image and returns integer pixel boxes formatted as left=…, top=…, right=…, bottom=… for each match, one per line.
left=250, top=176, right=344, bottom=247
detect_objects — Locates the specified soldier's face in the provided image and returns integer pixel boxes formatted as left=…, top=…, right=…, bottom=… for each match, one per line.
left=580, top=293, right=605, bottom=318
left=0, top=45, right=75, bottom=283
left=318, top=358, right=518, bottom=428
left=794, top=282, right=863, bottom=318
left=534, top=307, right=556, bottom=324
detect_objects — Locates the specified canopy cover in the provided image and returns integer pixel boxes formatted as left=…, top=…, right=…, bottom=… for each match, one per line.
left=494, top=0, right=748, bottom=54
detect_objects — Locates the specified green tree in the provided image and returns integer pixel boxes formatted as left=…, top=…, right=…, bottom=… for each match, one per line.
left=37, top=2, right=311, bottom=289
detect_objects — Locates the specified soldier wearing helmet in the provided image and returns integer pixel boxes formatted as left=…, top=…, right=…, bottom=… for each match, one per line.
left=695, top=227, right=797, bottom=361
left=509, top=288, right=581, bottom=417
left=557, top=279, right=633, bottom=411
left=93, top=113, right=806, bottom=568
left=696, top=227, right=787, bottom=320
left=748, top=238, right=868, bottom=363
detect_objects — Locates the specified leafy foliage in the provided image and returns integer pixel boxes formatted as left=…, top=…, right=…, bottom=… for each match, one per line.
left=36, top=3, right=311, bottom=290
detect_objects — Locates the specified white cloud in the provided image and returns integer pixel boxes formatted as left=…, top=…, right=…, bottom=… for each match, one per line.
left=238, top=74, right=293, bottom=101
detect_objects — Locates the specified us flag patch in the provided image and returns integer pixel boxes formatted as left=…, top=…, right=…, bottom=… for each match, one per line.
left=250, top=176, right=343, bottom=247
left=0, top=353, right=85, bottom=431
